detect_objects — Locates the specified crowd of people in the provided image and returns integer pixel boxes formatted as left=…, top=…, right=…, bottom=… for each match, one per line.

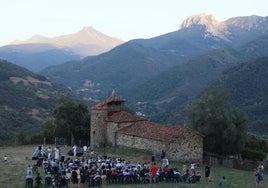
left=24, top=145, right=265, bottom=187
left=25, top=145, right=204, bottom=187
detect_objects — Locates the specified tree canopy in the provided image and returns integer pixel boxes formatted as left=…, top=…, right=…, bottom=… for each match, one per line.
left=43, top=97, right=90, bottom=145
left=188, top=86, right=248, bottom=155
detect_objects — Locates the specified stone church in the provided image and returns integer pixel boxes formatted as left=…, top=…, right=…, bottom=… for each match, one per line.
left=90, top=95, right=203, bottom=162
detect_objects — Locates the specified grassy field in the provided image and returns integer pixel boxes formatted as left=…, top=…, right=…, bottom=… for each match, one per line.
left=0, top=145, right=266, bottom=188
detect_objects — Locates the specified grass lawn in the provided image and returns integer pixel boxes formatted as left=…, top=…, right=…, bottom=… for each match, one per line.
left=0, top=145, right=266, bottom=188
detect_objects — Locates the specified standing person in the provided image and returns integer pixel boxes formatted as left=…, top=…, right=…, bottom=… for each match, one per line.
left=205, top=164, right=210, bottom=182
left=26, top=165, right=33, bottom=175
left=260, top=163, right=264, bottom=173
left=73, top=144, right=77, bottom=157
left=54, top=146, right=60, bottom=160
left=47, top=146, right=51, bottom=160
left=3, top=155, right=7, bottom=162
left=255, top=167, right=263, bottom=187
left=83, top=145, right=87, bottom=156
left=161, top=150, right=165, bottom=159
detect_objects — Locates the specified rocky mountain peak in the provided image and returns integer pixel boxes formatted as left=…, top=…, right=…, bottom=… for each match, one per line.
left=180, top=13, right=219, bottom=28
left=8, top=26, right=124, bottom=56
left=77, top=26, right=101, bottom=36
left=225, top=15, right=268, bottom=30
left=179, top=13, right=229, bottom=40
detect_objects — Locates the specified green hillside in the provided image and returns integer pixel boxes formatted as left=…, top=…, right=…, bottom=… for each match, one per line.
left=0, top=59, right=75, bottom=144
left=41, top=41, right=181, bottom=99
left=218, top=57, right=268, bottom=134
left=127, top=35, right=268, bottom=133
left=128, top=47, right=245, bottom=124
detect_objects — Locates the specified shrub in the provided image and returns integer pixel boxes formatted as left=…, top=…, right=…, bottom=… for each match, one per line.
left=241, top=148, right=266, bottom=161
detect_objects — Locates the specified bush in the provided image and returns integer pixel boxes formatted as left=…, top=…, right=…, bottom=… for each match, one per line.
left=30, top=134, right=44, bottom=144
left=241, top=148, right=266, bottom=161
left=245, top=133, right=268, bottom=152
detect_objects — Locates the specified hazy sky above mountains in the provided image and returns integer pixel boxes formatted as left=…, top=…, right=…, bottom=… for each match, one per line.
left=0, top=0, right=267, bottom=46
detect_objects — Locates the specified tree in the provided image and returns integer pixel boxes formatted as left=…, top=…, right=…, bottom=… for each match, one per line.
left=16, top=130, right=27, bottom=145
left=42, top=118, right=57, bottom=144
left=52, top=97, right=90, bottom=145
left=188, top=86, right=248, bottom=155
left=245, top=133, right=268, bottom=153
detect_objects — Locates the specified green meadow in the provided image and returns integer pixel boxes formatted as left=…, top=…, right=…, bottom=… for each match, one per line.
left=0, top=145, right=266, bottom=188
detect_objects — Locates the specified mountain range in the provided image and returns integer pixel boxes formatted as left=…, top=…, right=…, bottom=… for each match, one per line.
left=1, top=14, right=268, bottom=143
left=12, top=26, right=123, bottom=56
left=40, top=14, right=268, bottom=135
left=0, top=27, right=123, bottom=72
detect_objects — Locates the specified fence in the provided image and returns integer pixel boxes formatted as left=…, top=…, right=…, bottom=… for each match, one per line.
left=203, top=152, right=263, bottom=171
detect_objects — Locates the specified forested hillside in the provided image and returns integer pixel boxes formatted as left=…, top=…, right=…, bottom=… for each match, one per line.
left=127, top=47, right=244, bottom=122
left=0, top=59, right=75, bottom=143
left=217, top=57, right=268, bottom=134
left=127, top=34, right=268, bottom=134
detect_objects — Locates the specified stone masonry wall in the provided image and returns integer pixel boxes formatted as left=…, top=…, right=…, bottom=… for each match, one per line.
left=167, top=128, right=203, bottom=162
left=117, top=128, right=203, bottom=162
left=117, top=133, right=166, bottom=156
left=107, top=122, right=133, bottom=146
left=90, top=110, right=107, bottom=148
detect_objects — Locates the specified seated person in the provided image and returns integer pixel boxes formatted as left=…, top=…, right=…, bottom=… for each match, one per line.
left=195, top=171, right=202, bottom=182
left=111, top=169, right=119, bottom=183
left=25, top=172, right=33, bottom=186
left=45, top=172, right=52, bottom=185
left=35, top=173, right=42, bottom=187
left=219, top=176, right=228, bottom=186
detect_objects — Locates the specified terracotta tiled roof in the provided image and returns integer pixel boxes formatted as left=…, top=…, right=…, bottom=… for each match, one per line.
left=118, top=121, right=186, bottom=142
left=91, top=97, right=126, bottom=110
left=107, top=111, right=146, bottom=123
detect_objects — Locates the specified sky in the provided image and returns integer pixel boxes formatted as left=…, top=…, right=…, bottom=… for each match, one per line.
left=0, top=0, right=267, bottom=46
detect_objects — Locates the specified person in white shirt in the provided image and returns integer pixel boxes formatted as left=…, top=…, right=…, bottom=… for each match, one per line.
left=73, top=145, right=77, bottom=157
left=54, top=147, right=60, bottom=160
left=26, top=165, right=33, bottom=175
left=83, top=145, right=87, bottom=156
left=47, top=146, right=51, bottom=159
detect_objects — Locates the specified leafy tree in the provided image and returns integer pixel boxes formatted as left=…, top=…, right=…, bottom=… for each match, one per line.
left=188, top=86, right=248, bottom=155
left=245, top=133, right=268, bottom=153
left=42, top=118, right=57, bottom=144
left=52, top=97, right=90, bottom=145
left=16, top=130, right=27, bottom=145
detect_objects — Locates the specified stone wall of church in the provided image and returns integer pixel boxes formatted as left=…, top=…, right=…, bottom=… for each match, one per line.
left=106, top=122, right=118, bottom=147
left=117, top=133, right=165, bottom=157
left=167, top=128, right=203, bottom=162
left=90, top=109, right=107, bottom=148
left=116, top=128, right=203, bottom=162
left=107, top=122, right=138, bottom=146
